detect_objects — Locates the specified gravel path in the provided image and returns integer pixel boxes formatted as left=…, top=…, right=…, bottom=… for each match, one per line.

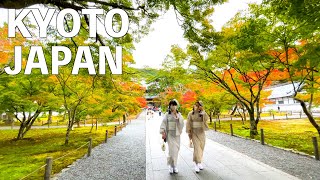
left=55, top=113, right=146, bottom=180
left=206, top=130, right=320, bottom=180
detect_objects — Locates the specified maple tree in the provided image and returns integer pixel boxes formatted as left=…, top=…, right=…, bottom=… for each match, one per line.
left=0, top=24, right=59, bottom=139
left=183, top=9, right=278, bottom=137
left=252, top=2, right=320, bottom=136
left=0, top=23, right=26, bottom=73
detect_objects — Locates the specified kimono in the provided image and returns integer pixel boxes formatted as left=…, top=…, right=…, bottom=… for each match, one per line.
left=186, top=110, right=209, bottom=164
left=160, top=112, right=184, bottom=167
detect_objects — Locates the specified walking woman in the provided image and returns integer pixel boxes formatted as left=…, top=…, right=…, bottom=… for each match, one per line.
left=160, top=99, right=184, bottom=174
left=186, top=101, right=209, bottom=173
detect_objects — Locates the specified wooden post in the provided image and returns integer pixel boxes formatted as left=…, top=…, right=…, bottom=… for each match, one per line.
left=214, top=121, right=216, bottom=131
left=123, top=114, right=126, bottom=124
left=96, top=119, right=98, bottom=130
left=273, top=114, right=275, bottom=120
left=261, top=129, right=265, bottom=145
left=44, top=157, right=53, bottom=180
left=312, top=137, right=319, bottom=160
left=105, top=130, right=108, bottom=143
left=114, top=126, right=117, bottom=136
left=230, top=115, right=232, bottom=121
left=87, top=138, right=92, bottom=157
left=230, top=124, right=233, bottom=136
left=300, top=111, right=302, bottom=118
left=209, top=112, right=212, bottom=124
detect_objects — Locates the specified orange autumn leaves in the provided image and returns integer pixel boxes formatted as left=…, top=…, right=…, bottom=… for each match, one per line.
left=119, top=81, right=147, bottom=108
left=0, top=24, right=26, bottom=66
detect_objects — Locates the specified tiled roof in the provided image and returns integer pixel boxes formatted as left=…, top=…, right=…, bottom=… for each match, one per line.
left=265, top=82, right=302, bottom=99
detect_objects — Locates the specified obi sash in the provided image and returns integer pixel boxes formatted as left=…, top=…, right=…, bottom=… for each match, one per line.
left=192, top=121, right=203, bottom=129
left=168, top=121, right=176, bottom=130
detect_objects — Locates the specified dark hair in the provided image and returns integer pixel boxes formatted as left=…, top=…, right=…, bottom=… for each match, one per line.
left=169, top=100, right=178, bottom=106
left=192, top=102, right=203, bottom=117
left=168, top=100, right=179, bottom=114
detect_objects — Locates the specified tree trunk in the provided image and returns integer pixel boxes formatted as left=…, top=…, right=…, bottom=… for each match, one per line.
left=241, top=106, right=247, bottom=122
left=17, top=123, right=26, bottom=140
left=309, top=93, right=313, bottom=112
left=308, top=70, right=314, bottom=112
left=65, top=120, right=74, bottom=145
left=299, top=99, right=320, bottom=136
left=90, top=118, right=94, bottom=133
left=47, top=110, right=52, bottom=124
left=63, top=110, right=66, bottom=121
left=237, top=108, right=244, bottom=125
left=248, top=109, right=258, bottom=138
left=255, top=98, right=261, bottom=125
left=65, top=110, right=75, bottom=145
left=16, top=110, right=41, bottom=140
left=230, top=105, right=237, bottom=115
left=65, top=126, right=71, bottom=145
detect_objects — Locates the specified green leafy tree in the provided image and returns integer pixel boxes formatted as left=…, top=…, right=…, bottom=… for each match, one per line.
left=186, top=9, right=276, bottom=137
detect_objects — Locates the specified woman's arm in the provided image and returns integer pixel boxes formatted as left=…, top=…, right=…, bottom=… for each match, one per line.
left=202, top=111, right=209, bottom=130
left=160, top=113, right=167, bottom=134
left=186, top=112, right=192, bottom=134
left=178, top=113, right=184, bottom=127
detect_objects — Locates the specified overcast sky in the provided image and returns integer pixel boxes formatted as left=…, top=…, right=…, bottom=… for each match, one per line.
left=0, top=0, right=261, bottom=69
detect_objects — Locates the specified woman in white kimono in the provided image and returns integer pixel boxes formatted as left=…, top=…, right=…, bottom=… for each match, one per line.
left=186, top=101, right=209, bottom=173
left=160, top=99, right=184, bottom=174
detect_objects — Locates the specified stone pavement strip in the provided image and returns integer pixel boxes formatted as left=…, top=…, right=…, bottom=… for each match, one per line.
left=55, top=112, right=146, bottom=180
left=146, top=113, right=300, bottom=180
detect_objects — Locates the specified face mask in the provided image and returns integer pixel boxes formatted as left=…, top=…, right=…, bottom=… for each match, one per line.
left=194, top=105, right=198, bottom=111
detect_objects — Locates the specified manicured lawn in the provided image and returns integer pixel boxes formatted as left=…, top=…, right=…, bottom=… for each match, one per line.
left=0, top=125, right=123, bottom=180
left=208, top=119, right=320, bottom=156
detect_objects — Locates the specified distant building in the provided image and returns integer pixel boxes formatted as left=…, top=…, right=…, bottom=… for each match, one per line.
left=145, top=95, right=161, bottom=107
left=262, top=83, right=320, bottom=112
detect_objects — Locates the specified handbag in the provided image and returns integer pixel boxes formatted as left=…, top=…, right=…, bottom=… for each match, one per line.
left=162, top=142, right=166, bottom=151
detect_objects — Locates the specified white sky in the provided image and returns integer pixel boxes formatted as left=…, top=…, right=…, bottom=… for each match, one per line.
left=0, top=0, right=261, bottom=69
left=132, top=0, right=261, bottom=69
